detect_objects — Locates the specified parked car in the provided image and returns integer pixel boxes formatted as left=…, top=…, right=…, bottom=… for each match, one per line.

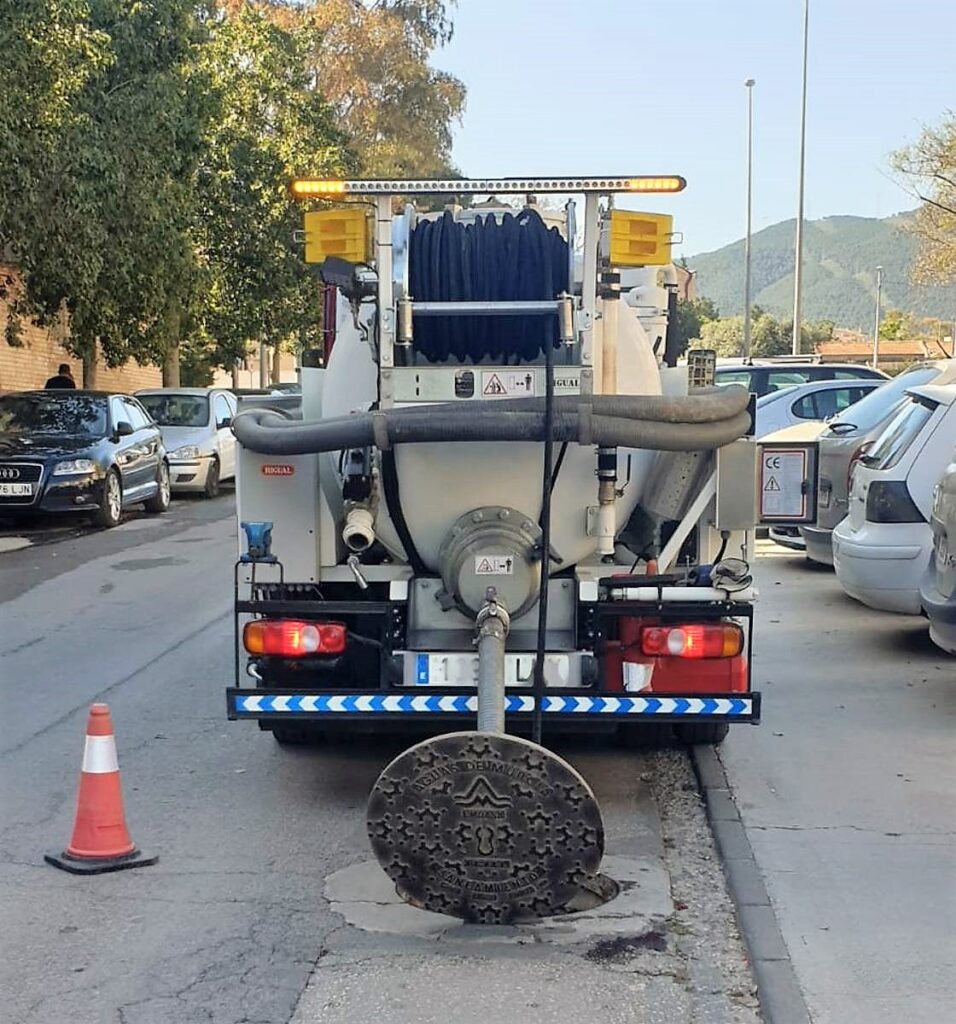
left=0, top=390, right=170, bottom=527
left=832, top=383, right=956, bottom=613
left=714, top=360, right=887, bottom=398
left=136, top=388, right=237, bottom=498
left=920, top=446, right=956, bottom=654
left=804, top=360, right=956, bottom=565
left=754, top=378, right=882, bottom=438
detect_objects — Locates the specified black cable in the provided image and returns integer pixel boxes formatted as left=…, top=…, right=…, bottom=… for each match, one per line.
left=715, top=530, right=729, bottom=564
left=549, top=442, right=568, bottom=495
left=532, top=335, right=556, bottom=747
left=379, top=449, right=427, bottom=575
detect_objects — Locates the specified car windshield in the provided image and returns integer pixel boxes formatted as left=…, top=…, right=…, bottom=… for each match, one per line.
left=138, top=394, right=210, bottom=427
left=0, top=394, right=108, bottom=437
left=827, top=366, right=940, bottom=433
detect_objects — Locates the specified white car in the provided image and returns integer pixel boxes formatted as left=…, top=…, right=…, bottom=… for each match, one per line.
left=920, top=445, right=956, bottom=654
left=136, top=388, right=237, bottom=498
left=832, top=383, right=956, bottom=614
left=754, top=378, right=882, bottom=438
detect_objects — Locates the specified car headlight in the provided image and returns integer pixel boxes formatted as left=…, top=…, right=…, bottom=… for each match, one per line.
left=53, top=459, right=96, bottom=476
left=170, top=445, right=202, bottom=460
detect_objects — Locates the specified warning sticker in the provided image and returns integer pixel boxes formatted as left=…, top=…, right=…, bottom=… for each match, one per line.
left=481, top=371, right=535, bottom=398
left=475, top=555, right=514, bottom=575
left=759, top=449, right=807, bottom=519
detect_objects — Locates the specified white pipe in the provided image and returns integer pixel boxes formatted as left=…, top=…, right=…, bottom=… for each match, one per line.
left=609, top=585, right=756, bottom=603
left=342, top=504, right=375, bottom=553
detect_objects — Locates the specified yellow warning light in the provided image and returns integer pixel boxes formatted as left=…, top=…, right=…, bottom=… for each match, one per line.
left=303, top=208, right=369, bottom=264
left=626, top=177, right=685, bottom=194
left=289, top=176, right=686, bottom=196
left=290, top=179, right=347, bottom=197
left=606, top=210, right=675, bottom=267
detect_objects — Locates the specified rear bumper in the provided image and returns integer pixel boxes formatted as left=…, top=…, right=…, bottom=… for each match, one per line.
left=832, top=523, right=928, bottom=614
left=769, top=526, right=806, bottom=551
left=802, top=524, right=834, bottom=565
left=227, top=688, right=761, bottom=724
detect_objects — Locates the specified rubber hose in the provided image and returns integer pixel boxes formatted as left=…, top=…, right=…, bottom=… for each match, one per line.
left=233, top=395, right=751, bottom=455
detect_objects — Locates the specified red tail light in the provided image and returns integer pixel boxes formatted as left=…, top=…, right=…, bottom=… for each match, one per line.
left=243, top=619, right=347, bottom=656
left=847, top=441, right=873, bottom=494
left=641, top=624, right=743, bottom=659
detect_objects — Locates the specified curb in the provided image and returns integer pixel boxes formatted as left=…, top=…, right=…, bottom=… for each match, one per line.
left=691, top=744, right=812, bottom=1024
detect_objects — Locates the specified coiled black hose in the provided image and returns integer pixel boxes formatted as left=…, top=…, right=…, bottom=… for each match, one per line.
left=408, top=209, right=569, bottom=363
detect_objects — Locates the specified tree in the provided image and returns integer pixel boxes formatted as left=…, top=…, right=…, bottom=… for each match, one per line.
left=879, top=308, right=908, bottom=340
left=673, top=295, right=719, bottom=356
left=301, top=0, right=465, bottom=177
left=892, top=113, right=956, bottom=284
left=193, top=3, right=352, bottom=375
left=0, top=1, right=213, bottom=384
left=699, top=315, right=744, bottom=357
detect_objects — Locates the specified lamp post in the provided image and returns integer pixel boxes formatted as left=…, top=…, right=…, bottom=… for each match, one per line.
left=743, top=79, right=756, bottom=360
left=871, top=266, right=883, bottom=368
left=792, top=0, right=809, bottom=355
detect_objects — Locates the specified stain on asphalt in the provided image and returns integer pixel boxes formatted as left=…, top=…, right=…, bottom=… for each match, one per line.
left=111, top=557, right=187, bottom=571
left=584, top=930, right=668, bottom=963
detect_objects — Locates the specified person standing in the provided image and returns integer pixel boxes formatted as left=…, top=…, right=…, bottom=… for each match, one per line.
left=44, top=363, right=76, bottom=389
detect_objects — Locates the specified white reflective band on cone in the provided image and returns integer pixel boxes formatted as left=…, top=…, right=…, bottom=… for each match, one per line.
left=81, top=735, right=120, bottom=774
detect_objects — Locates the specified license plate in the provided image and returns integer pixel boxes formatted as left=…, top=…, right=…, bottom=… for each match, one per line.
left=410, top=653, right=572, bottom=687
left=0, top=483, right=33, bottom=497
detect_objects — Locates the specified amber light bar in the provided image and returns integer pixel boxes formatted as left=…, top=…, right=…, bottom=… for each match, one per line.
left=289, top=175, right=686, bottom=198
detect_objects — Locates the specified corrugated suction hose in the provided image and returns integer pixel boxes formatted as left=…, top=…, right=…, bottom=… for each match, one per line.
left=232, top=385, right=752, bottom=455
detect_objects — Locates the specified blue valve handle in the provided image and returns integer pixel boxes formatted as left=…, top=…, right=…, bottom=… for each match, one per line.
left=240, top=521, right=277, bottom=564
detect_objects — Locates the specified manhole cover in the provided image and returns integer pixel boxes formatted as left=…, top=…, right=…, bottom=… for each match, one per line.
left=367, top=731, right=604, bottom=923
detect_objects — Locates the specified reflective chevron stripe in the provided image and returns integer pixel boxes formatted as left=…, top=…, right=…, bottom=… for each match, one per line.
left=233, top=694, right=754, bottom=717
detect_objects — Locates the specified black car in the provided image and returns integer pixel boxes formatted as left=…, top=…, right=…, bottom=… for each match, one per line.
left=0, top=391, right=170, bottom=528
left=713, top=361, right=887, bottom=397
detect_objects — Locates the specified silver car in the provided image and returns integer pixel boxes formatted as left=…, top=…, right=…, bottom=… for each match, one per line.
left=921, top=445, right=956, bottom=654
left=803, top=360, right=956, bottom=565
left=136, top=388, right=237, bottom=498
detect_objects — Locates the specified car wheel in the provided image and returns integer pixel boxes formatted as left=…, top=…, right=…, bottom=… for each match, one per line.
left=271, top=724, right=327, bottom=747
left=144, top=461, right=171, bottom=514
left=203, top=458, right=220, bottom=499
left=94, top=469, right=123, bottom=528
left=673, top=722, right=729, bottom=746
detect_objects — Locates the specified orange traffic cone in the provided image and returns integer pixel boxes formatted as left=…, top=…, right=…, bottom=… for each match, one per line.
left=45, top=704, right=157, bottom=874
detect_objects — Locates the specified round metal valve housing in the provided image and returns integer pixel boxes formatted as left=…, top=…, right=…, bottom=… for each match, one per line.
left=437, top=506, right=542, bottom=618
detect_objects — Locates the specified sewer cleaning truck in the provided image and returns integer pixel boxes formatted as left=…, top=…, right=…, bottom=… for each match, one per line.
left=226, top=175, right=761, bottom=750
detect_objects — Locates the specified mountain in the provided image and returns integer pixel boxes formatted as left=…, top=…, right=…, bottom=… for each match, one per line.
left=688, top=213, right=954, bottom=330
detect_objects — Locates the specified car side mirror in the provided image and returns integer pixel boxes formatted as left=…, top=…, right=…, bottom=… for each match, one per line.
left=217, top=417, right=232, bottom=430
left=115, top=421, right=134, bottom=438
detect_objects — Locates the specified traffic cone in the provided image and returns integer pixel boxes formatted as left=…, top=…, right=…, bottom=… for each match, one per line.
left=45, top=704, right=157, bottom=874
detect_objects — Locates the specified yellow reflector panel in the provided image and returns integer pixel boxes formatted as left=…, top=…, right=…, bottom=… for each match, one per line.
left=303, top=208, right=368, bottom=265
left=607, top=210, right=674, bottom=267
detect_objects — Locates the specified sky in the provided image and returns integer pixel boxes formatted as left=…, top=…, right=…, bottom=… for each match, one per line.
left=436, top=0, right=956, bottom=257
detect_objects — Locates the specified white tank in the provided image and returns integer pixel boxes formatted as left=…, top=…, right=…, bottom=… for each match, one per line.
left=322, top=300, right=662, bottom=572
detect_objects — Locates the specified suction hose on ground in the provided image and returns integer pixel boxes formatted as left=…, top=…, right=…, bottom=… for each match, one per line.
left=232, top=386, right=752, bottom=455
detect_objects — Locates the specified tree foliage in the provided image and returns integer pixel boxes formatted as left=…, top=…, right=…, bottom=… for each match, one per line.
left=673, top=296, right=719, bottom=356
left=193, top=3, right=351, bottom=372
left=1, top=0, right=465, bottom=380
left=0, top=1, right=213, bottom=382
left=698, top=308, right=833, bottom=358
left=893, top=112, right=956, bottom=285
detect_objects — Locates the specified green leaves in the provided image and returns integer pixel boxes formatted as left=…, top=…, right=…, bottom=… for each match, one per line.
left=1, top=1, right=465, bottom=380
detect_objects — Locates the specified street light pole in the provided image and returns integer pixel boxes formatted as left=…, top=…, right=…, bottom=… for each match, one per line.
left=792, top=0, right=809, bottom=355
left=871, top=266, right=883, bottom=368
left=743, top=78, right=756, bottom=360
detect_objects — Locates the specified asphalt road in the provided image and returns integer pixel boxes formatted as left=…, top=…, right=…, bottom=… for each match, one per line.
left=723, top=541, right=956, bottom=1024
left=1, top=498, right=759, bottom=1024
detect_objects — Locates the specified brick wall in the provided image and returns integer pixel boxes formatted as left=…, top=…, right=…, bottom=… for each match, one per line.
left=0, top=265, right=162, bottom=394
